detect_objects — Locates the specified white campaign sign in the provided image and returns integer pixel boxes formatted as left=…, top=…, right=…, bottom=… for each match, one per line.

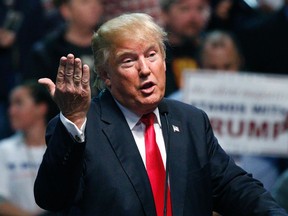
left=182, top=70, right=288, bottom=157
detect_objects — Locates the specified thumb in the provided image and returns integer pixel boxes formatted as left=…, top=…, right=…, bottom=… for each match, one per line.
left=38, top=78, right=56, bottom=97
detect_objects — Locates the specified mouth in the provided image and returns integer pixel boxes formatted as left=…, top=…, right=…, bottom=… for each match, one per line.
left=140, top=81, right=156, bottom=94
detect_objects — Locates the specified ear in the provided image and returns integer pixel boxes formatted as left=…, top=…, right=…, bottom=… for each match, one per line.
left=163, top=60, right=166, bottom=71
left=101, top=70, right=111, bottom=89
left=104, top=78, right=111, bottom=89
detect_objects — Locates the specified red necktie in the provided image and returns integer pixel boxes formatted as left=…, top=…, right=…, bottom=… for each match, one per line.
left=141, top=113, right=172, bottom=216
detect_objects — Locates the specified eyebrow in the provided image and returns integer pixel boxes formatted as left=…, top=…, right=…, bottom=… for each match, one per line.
left=115, top=44, right=159, bottom=59
left=115, top=50, right=137, bottom=60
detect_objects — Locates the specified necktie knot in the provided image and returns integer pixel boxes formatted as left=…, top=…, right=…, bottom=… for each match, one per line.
left=141, top=113, right=155, bottom=126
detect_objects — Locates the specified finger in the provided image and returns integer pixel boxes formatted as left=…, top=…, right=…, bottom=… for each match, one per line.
left=74, top=58, right=82, bottom=86
left=65, top=53, right=75, bottom=85
left=38, top=78, right=56, bottom=97
left=82, top=64, right=90, bottom=90
left=56, top=56, right=67, bottom=86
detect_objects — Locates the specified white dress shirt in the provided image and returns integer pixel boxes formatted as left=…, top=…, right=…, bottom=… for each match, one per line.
left=60, top=102, right=167, bottom=168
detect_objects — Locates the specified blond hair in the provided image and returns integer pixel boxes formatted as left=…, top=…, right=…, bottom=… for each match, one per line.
left=91, top=13, right=167, bottom=90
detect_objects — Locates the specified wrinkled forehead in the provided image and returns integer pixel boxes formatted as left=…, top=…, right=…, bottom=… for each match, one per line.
left=111, top=24, right=161, bottom=44
left=106, top=26, right=165, bottom=59
left=112, top=33, right=159, bottom=49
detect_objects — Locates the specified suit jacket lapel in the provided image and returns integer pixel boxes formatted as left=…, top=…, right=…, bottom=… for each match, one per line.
left=99, top=90, right=156, bottom=216
left=160, top=99, right=187, bottom=216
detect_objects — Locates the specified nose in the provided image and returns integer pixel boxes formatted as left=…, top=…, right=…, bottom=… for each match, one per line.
left=138, top=57, right=151, bottom=77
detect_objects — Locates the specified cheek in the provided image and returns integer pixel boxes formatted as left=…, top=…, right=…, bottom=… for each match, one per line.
left=12, top=104, right=35, bottom=119
left=156, top=64, right=166, bottom=87
left=10, top=111, right=32, bottom=129
left=113, top=69, right=137, bottom=85
left=16, top=109, right=33, bottom=121
left=110, top=73, right=135, bottom=95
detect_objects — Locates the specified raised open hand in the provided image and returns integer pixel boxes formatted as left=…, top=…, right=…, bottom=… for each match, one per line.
left=39, top=54, right=91, bottom=128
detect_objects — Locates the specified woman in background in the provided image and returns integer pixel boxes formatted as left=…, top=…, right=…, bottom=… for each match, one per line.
left=0, top=81, right=58, bottom=216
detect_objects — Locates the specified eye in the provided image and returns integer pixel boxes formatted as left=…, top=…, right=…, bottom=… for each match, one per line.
left=147, top=51, right=157, bottom=61
left=121, top=58, right=135, bottom=67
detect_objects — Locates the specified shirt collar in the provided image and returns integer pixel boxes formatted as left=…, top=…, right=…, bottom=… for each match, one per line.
left=114, top=99, right=162, bottom=130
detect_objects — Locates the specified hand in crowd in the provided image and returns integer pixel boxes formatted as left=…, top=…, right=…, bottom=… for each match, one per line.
left=39, top=54, right=91, bottom=128
left=0, top=28, right=16, bottom=48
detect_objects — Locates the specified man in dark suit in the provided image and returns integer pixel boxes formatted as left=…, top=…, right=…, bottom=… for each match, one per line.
left=34, top=13, right=287, bottom=216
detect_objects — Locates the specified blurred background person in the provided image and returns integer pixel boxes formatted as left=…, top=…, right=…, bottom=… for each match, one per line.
left=197, top=30, right=244, bottom=71
left=271, top=115, right=288, bottom=211
left=159, top=0, right=211, bottom=96
left=255, top=0, right=285, bottom=16
left=168, top=30, right=243, bottom=100
left=23, top=0, right=103, bottom=97
left=272, top=168, right=288, bottom=212
left=239, top=154, right=288, bottom=191
left=102, top=0, right=162, bottom=24
left=0, top=80, right=58, bottom=216
left=206, top=0, right=258, bottom=32
left=0, top=0, right=62, bottom=140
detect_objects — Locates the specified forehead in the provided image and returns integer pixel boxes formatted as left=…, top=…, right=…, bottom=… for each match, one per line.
left=205, top=48, right=236, bottom=61
left=204, top=38, right=237, bottom=54
left=112, top=26, right=160, bottom=44
left=10, top=87, right=29, bottom=97
left=112, top=35, right=162, bottom=55
left=116, top=37, right=159, bottom=49
left=10, top=87, right=33, bottom=104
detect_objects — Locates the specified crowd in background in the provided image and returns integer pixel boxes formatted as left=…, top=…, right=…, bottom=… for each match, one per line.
left=1, top=0, right=288, bottom=215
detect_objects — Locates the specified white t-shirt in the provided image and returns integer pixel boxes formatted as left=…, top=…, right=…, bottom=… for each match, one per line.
left=0, top=132, right=46, bottom=214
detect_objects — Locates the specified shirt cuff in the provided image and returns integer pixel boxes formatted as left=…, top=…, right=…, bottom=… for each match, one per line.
left=60, top=112, right=87, bottom=143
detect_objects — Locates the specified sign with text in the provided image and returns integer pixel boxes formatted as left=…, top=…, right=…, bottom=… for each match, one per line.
left=182, top=70, right=288, bottom=157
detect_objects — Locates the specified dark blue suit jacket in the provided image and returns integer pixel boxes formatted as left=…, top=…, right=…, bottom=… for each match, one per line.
left=34, top=90, right=287, bottom=216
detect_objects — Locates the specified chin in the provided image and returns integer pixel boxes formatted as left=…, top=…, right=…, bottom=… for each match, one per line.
left=148, top=95, right=163, bottom=106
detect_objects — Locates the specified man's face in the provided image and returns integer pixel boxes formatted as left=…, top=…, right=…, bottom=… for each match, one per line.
left=163, top=0, right=210, bottom=40
left=104, top=40, right=166, bottom=115
left=63, top=0, right=103, bottom=29
left=201, top=42, right=241, bottom=71
left=8, top=87, right=44, bottom=130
